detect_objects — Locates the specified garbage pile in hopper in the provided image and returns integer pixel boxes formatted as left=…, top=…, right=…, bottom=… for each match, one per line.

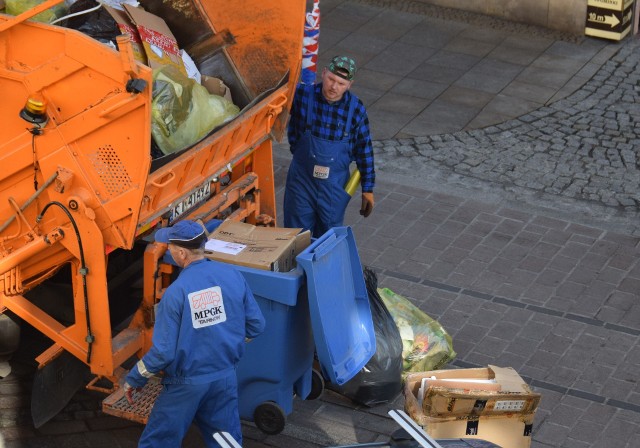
left=3, top=0, right=240, bottom=156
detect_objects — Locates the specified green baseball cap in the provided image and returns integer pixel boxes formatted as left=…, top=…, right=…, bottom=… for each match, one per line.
left=328, top=55, right=357, bottom=81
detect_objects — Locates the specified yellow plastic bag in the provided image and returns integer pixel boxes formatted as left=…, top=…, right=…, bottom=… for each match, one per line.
left=151, top=65, right=240, bottom=155
left=378, top=287, right=456, bottom=373
left=5, top=0, right=68, bottom=23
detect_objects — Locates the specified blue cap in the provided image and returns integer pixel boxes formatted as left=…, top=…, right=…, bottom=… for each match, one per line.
left=155, top=220, right=207, bottom=249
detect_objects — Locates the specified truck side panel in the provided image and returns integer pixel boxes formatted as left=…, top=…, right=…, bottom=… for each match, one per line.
left=0, top=0, right=304, bottom=384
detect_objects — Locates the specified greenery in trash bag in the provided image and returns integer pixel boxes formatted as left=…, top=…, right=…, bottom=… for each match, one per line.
left=5, top=0, right=68, bottom=23
left=378, top=287, right=456, bottom=373
left=151, top=65, right=240, bottom=155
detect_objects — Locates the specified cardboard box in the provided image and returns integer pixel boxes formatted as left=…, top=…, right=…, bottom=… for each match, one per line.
left=123, top=4, right=186, bottom=74
left=104, top=6, right=148, bottom=64
left=201, top=75, right=233, bottom=103
left=404, top=365, right=541, bottom=448
left=204, top=221, right=310, bottom=272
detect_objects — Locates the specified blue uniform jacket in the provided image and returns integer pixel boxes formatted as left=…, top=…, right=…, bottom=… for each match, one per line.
left=126, top=258, right=265, bottom=386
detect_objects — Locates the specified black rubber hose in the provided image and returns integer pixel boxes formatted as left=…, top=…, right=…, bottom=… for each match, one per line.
left=37, top=201, right=94, bottom=364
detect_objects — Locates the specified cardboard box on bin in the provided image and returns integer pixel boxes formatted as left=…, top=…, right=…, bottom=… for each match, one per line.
left=404, top=365, right=541, bottom=448
left=204, top=220, right=310, bottom=272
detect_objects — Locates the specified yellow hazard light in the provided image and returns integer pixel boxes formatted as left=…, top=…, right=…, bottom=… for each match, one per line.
left=20, top=97, right=48, bottom=125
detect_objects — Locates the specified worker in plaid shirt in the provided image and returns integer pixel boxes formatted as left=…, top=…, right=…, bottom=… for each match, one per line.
left=283, top=55, right=375, bottom=238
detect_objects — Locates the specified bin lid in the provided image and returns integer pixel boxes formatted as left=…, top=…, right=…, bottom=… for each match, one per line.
left=296, top=227, right=375, bottom=385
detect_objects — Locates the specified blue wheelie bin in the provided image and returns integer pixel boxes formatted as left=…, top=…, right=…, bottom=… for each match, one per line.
left=234, top=263, right=314, bottom=434
left=235, top=226, right=376, bottom=435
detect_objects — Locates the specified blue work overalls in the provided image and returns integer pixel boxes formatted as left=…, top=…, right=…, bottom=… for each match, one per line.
left=283, top=90, right=357, bottom=238
left=127, top=259, right=265, bottom=448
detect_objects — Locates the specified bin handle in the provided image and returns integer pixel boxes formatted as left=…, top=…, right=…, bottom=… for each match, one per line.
left=150, top=171, right=176, bottom=188
left=265, top=93, right=288, bottom=132
left=313, top=234, right=344, bottom=257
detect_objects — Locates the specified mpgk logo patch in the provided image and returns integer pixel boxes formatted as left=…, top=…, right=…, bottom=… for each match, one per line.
left=188, top=286, right=227, bottom=329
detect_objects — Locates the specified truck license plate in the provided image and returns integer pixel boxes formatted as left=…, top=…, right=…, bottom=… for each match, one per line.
left=170, top=181, right=211, bottom=223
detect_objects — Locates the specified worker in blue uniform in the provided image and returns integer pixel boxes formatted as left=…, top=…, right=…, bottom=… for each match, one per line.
left=124, top=220, right=265, bottom=448
left=284, top=55, right=375, bottom=238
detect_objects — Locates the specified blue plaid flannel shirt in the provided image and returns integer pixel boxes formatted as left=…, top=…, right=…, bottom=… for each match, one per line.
left=287, top=83, right=375, bottom=192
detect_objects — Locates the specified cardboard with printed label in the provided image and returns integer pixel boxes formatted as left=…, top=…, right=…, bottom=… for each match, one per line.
left=404, top=365, right=541, bottom=448
left=104, top=6, right=148, bottom=65
left=123, top=4, right=186, bottom=74
left=204, top=221, right=310, bottom=272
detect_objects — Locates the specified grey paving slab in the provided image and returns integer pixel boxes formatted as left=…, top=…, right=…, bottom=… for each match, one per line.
left=399, top=17, right=466, bottom=48
left=317, top=1, right=380, bottom=33
left=320, top=30, right=393, bottom=63
left=406, top=60, right=468, bottom=84
left=500, top=80, right=559, bottom=103
left=350, top=68, right=401, bottom=92
left=443, top=36, right=498, bottom=57
left=487, top=42, right=543, bottom=66
left=466, top=110, right=512, bottom=129
left=530, top=53, right=595, bottom=73
left=355, top=8, right=425, bottom=41
left=500, top=33, right=556, bottom=52
left=389, top=77, right=449, bottom=100
left=427, top=49, right=482, bottom=70
left=402, top=100, right=479, bottom=135
left=363, top=41, right=435, bottom=76
left=367, top=95, right=430, bottom=138
left=454, top=58, right=527, bottom=94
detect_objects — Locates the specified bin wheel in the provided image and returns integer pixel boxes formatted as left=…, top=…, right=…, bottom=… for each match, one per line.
left=306, top=369, right=325, bottom=400
left=254, top=401, right=286, bottom=435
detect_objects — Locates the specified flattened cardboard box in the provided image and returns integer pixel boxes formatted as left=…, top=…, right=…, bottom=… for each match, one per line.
left=104, top=6, right=147, bottom=64
left=204, top=221, right=310, bottom=272
left=123, top=4, right=186, bottom=75
left=404, top=365, right=541, bottom=448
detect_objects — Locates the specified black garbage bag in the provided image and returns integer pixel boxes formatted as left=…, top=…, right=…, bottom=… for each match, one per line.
left=327, top=268, right=403, bottom=406
left=65, top=0, right=119, bottom=44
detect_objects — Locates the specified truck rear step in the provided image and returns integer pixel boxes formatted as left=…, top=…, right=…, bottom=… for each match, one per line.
left=102, top=375, right=162, bottom=424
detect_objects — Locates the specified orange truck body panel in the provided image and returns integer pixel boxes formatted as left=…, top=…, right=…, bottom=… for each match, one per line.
left=0, top=0, right=303, bottom=378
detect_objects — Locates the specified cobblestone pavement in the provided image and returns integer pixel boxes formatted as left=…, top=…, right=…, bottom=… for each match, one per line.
left=373, top=38, right=640, bottom=236
left=1, top=1, right=640, bottom=448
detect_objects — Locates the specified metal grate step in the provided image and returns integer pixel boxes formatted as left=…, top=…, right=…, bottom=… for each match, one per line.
left=102, top=376, right=162, bottom=424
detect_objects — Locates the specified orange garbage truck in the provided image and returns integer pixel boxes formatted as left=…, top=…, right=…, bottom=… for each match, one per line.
left=0, top=0, right=304, bottom=428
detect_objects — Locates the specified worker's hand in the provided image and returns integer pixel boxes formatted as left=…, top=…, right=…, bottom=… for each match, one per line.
left=124, top=382, right=141, bottom=405
left=360, top=192, right=374, bottom=217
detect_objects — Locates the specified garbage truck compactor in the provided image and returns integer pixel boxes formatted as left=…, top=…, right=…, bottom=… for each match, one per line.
left=0, top=0, right=304, bottom=426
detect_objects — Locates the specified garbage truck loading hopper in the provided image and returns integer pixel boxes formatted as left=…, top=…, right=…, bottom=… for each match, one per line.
left=0, top=0, right=304, bottom=426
